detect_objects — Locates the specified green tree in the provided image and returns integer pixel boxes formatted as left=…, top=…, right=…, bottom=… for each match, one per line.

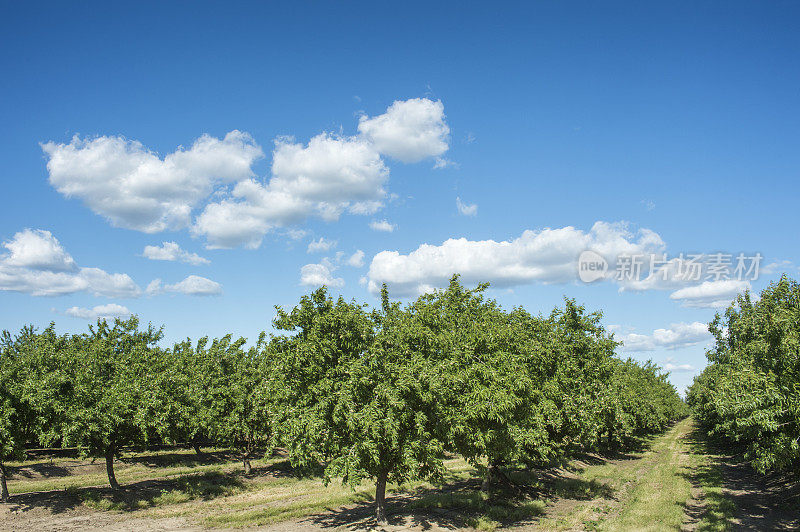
left=0, top=328, right=30, bottom=502
left=409, top=277, right=556, bottom=488
left=168, top=335, right=275, bottom=473
left=0, top=324, right=74, bottom=501
left=688, top=276, right=800, bottom=473
left=273, top=287, right=446, bottom=523
left=57, top=317, right=164, bottom=490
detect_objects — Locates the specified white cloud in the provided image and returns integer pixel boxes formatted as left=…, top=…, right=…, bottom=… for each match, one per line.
left=433, top=158, right=458, bottom=169
left=42, top=131, right=263, bottom=233
left=146, top=279, right=163, bottom=296
left=663, top=358, right=696, bottom=373
left=146, top=276, right=222, bottom=296
left=2, top=228, right=77, bottom=271
left=150, top=275, right=223, bottom=296
left=619, top=322, right=711, bottom=352
left=456, top=197, right=478, bottom=216
left=194, top=99, right=449, bottom=249
left=0, top=229, right=141, bottom=297
left=347, top=200, right=384, bottom=215
left=142, top=241, right=209, bottom=265
left=285, top=228, right=309, bottom=241
left=64, top=303, right=132, bottom=320
left=347, top=250, right=365, bottom=268
left=762, top=260, right=795, bottom=275
left=619, top=257, right=699, bottom=292
left=357, top=98, right=449, bottom=163
left=369, top=219, right=396, bottom=232
left=194, top=134, right=390, bottom=249
left=307, top=237, right=338, bottom=254
left=271, top=134, right=388, bottom=205
left=191, top=181, right=288, bottom=249
left=44, top=99, right=450, bottom=250
left=300, top=260, right=344, bottom=288
left=366, top=221, right=664, bottom=296
left=669, top=280, right=750, bottom=309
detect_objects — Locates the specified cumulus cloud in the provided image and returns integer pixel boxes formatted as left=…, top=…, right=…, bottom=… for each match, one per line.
left=456, top=197, right=478, bottom=216
left=0, top=229, right=141, bottom=297
left=662, top=358, right=696, bottom=373
left=43, top=99, right=451, bottom=250
left=199, top=98, right=452, bottom=248
left=2, top=228, right=77, bottom=271
left=347, top=250, right=365, bottom=268
left=366, top=222, right=664, bottom=296
left=142, top=241, right=209, bottom=265
left=619, top=322, right=711, bottom=352
left=64, top=303, right=132, bottom=320
left=147, top=275, right=223, bottom=296
left=369, top=219, right=396, bottom=232
left=307, top=237, right=338, bottom=254
left=299, top=249, right=366, bottom=286
left=357, top=98, right=450, bottom=163
left=194, top=133, right=392, bottom=249
left=167, top=275, right=222, bottom=295
left=271, top=134, right=389, bottom=205
left=192, top=134, right=389, bottom=248
left=300, top=260, right=344, bottom=288
left=669, top=280, right=750, bottom=309
left=42, top=131, right=263, bottom=233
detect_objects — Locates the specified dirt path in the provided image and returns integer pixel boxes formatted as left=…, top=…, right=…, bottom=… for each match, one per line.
left=0, top=505, right=202, bottom=532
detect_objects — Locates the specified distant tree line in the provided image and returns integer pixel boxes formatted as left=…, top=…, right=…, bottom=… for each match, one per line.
left=0, top=276, right=686, bottom=522
left=687, top=276, right=800, bottom=475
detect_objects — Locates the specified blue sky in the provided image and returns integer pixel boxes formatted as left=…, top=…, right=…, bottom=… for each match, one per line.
left=2, top=1, right=799, bottom=391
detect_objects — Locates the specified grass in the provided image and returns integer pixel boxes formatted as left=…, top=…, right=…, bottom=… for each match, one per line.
left=683, top=432, right=739, bottom=531
left=408, top=484, right=547, bottom=531
left=73, top=471, right=250, bottom=512
left=535, top=417, right=737, bottom=531
left=2, top=422, right=746, bottom=530
left=202, top=489, right=374, bottom=527
left=6, top=448, right=272, bottom=495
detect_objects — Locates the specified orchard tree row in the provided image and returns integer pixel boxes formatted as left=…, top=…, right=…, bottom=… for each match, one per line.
left=0, top=276, right=686, bottom=521
left=687, top=276, right=800, bottom=474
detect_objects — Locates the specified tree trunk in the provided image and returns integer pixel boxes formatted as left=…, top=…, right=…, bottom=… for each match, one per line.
left=191, top=434, right=203, bottom=455
left=106, top=445, right=120, bottom=490
left=242, top=443, right=254, bottom=475
left=375, top=471, right=388, bottom=524
left=0, top=461, right=9, bottom=503
left=481, top=461, right=511, bottom=492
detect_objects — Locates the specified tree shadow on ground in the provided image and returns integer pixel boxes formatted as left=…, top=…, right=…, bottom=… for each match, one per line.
left=252, top=457, right=326, bottom=479
left=8, top=462, right=72, bottom=479
left=680, top=426, right=800, bottom=531
left=305, top=463, right=616, bottom=530
left=121, top=449, right=243, bottom=468
left=565, top=430, right=660, bottom=469
left=3, top=469, right=249, bottom=515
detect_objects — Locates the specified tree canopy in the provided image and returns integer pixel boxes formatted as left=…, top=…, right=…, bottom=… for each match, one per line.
left=687, top=275, right=800, bottom=473
left=0, top=275, right=688, bottom=522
